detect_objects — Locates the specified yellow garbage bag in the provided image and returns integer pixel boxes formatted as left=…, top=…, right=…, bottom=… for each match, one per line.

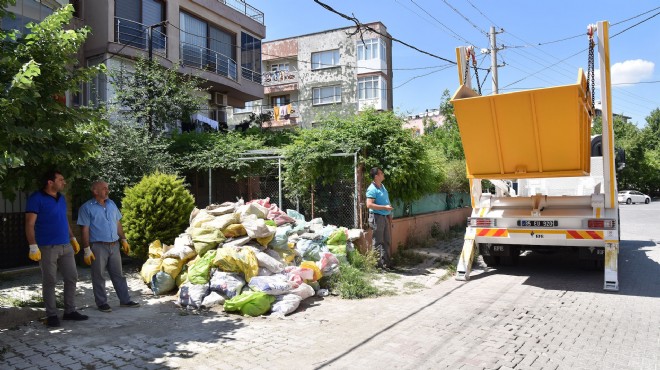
left=148, top=240, right=163, bottom=259
left=223, top=223, right=247, bottom=238
left=213, top=246, right=259, bottom=282
left=255, top=233, right=275, bottom=247
left=300, top=261, right=322, bottom=282
left=140, top=258, right=162, bottom=283
left=162, top=257, right=185, bottom=279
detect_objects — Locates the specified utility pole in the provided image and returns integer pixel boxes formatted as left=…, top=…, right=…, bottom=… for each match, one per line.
left=489, top=26, right=504, bottom=94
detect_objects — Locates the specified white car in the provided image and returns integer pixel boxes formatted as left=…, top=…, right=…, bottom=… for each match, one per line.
left=618, top=190, right=651, bottom=204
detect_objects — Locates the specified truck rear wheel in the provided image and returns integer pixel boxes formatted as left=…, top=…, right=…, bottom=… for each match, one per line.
left=478, top=243, right=500, bottom=267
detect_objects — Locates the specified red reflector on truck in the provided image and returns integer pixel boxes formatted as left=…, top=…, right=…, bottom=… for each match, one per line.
left=469, top=218, right=496, bottom=227
left=587, top=219, right=616, bottom=229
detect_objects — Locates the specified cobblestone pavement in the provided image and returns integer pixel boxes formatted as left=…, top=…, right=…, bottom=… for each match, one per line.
left=1, top=206, right=659, bottom=370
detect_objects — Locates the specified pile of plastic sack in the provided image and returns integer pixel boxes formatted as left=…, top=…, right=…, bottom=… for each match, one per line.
left=139, top=198, right=365, bottom=317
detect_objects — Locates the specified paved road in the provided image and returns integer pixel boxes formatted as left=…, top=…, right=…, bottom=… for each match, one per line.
left=1, top=202, right=659, bottom=369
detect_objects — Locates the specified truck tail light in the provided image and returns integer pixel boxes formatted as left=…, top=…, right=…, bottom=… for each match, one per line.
left=587, top=219, right=616, bottom=229
left=469, top=218, right=496, bottom=227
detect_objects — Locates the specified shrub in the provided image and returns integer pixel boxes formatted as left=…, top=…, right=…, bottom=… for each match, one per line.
left=328, top=251, right=380, bottom=299
left=121, top=173, right=195, bottom=261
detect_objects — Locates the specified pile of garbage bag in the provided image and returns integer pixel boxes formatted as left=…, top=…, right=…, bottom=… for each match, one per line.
left=139, top=198, right=365, bottom=317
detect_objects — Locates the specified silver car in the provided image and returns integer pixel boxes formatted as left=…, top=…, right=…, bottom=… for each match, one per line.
left=618, top=190, right=651, bottom=204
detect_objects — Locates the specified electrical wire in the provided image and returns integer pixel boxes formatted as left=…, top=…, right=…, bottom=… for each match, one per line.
left=613, top=80, right=660, bottom=85
left=441, top=0, right=489, bottom=36
left=503, top=9, right=660, bottom=89
left=313, top=0, right=461, bottom=65
left=408, top=0, right=474, bottom=45
left=464, top=0, right=499, bottom=29
left=394, top=65, right=455, bottom=89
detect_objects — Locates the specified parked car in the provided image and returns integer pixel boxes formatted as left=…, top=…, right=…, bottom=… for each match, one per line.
left=618, top=190, right=651, bottom=204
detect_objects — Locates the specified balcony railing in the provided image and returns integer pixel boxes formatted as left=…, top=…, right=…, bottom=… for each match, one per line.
left=114, top=17, right=167, bottom=58
left=242, top=66, right=262, bottom=84
left=219, top=0, right=264, bottom=25
left=262, top=70, right=298, bottom=86
left=180, top=41, right=238, bottom=81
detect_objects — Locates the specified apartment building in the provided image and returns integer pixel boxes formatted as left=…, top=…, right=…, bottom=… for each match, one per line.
left=3, top=0, right=266, bottom=127
left=404, top=109, right=445, bottom=136
left=228, top=22, right=393, bottom=129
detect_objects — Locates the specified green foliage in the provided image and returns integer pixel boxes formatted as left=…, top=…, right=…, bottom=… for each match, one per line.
left=169, top=131, right=265, bottom=172
left=330, top=263, right=380, bottom=299
left=593, top=113, right=660, bottom=194
left=427, top=89, right=465, bottom=161
left=110, top=58, right=207, bottom=133
left=0, top=4, right=107, bottom=196
left=76, top=123, right=177, bottom=205
left=121, top=173, right=195, bottom=261
left=283, top=109, right=442, bottom=203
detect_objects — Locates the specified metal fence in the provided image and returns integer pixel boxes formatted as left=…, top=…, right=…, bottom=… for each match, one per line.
left=185, top=151, right=359, bottom=228
left=0, top=191, right=29, bottom=269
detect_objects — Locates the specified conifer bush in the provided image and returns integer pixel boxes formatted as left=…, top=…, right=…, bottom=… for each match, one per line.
left=122, top=172, right=195, bottom=261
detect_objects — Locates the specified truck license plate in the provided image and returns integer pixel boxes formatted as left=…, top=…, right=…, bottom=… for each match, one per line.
left=517, top=220, right=558, bottom=227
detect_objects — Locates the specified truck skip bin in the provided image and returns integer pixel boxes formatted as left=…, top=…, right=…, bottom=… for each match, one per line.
left=450, top=21, right=620, bottom=291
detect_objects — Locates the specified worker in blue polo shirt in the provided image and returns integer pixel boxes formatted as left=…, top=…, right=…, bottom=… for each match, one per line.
left=77, top=180, right=139, bottom=313
left=25, top=170, right=89, bottom=328
left=366, top=167, right=394, bottom=269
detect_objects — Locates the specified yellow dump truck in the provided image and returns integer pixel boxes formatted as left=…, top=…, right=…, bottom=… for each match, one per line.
left=451, top=21, right=620, bottom=291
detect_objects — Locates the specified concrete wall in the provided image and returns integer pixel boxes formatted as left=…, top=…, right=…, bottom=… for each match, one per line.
left=390, top=207, right=470, bottom=253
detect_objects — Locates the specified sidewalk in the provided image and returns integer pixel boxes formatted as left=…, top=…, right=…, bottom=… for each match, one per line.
left=0, top=237, right=469, bottom=369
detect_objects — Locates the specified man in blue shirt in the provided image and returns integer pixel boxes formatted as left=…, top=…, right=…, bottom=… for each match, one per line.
left=366, top=167, right=393, bottom=268
left=25, top=170, right=89, bottom=327
left=77, top=181, right=139, bottom=313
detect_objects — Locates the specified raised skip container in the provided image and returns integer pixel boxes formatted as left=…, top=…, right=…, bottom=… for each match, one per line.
left=451, top=69, right=593, bottom=180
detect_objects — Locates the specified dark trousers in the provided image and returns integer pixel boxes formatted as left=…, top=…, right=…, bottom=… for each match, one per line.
left=369, top=213, right=391, bottom=266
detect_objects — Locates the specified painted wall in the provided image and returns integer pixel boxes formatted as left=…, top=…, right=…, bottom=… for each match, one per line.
left=366, top=207, right=471, bottom=255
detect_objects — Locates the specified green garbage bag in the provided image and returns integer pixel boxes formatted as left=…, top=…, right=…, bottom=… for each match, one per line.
left=223, top=290, right=276, bottom=317
left=326, top=228, right=347, bottom=245
left=190, top=227, right=225, bottom=256
left=188, top=250, right=217, bottom=285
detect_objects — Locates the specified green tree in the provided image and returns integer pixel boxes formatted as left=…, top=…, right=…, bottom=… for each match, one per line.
left=110, top=58, right=208, bottom=133
left=425, top=89, right=465, bottom=161
left=283, top=109, right=442, bottom=203
left=76, top=123, right=177, bottom=206
left=421, top=89, right=469, bottom=192
left=0, top=3, right=107, bottom=196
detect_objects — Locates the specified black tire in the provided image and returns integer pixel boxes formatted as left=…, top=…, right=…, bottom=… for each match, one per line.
left=500, top=247, right=520, bottom=266
left=645, top=198, right=650, bottom=204
left=478, top=244, right=499, bottom=267
left=626, top=198, right=632, bottom=204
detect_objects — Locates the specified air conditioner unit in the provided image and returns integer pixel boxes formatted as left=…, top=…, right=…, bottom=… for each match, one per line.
left=213, top=92, right=227, bottom=106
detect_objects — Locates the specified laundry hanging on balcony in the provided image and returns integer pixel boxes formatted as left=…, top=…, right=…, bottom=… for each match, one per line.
left=273, top=104, right=292, bottom=121
left=191, top=113, right=219, bottom=130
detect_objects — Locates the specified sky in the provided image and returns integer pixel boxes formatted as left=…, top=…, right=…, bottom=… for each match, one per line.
left=249, top=0, right=660, bottom=126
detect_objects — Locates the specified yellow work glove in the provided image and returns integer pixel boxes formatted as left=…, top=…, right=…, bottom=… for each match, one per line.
left=120, top=239, right=131, bottom=255
left=83, top=247, right=95, bottom=265
left=28, top=244, right=41, bottom=262
left=70, top=237, right=80, bottom=254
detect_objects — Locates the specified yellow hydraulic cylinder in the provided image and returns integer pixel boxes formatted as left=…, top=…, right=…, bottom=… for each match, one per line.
left=450, top=70, right=592, bottom=179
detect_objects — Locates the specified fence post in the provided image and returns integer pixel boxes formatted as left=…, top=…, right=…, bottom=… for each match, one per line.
left=208, top=167, right=212, bottom=206
left=353, top=151, right=358, bottom=228
left=278, top=157, right=282, bottom=210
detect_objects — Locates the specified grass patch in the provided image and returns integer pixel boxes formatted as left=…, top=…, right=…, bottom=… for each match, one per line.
left=435, top=258, right=458, bottom=281
left=402, top=281, right=426, bottom=290
left=382, top=272, right=401, bottom=281
left=391, top=249, right=427, bottom=267
left=328, top=250, right=382, bottom=299
left=0, top=293, right=63, bottom=308
left=330, top=264, right=380, bottom=299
